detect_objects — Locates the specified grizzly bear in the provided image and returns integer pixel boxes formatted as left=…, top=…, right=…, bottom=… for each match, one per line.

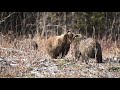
left=45, top=31, right=77, bottom=59
left=74, top=37, right=102, bottom=63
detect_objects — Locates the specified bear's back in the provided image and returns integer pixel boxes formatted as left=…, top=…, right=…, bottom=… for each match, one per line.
left=79, top=38, right=97, bottom=57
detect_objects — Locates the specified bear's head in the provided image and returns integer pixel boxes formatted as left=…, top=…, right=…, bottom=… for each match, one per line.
left=62, top=31, right=83, bottom=44
left=73, top=34, right=86, bottom=42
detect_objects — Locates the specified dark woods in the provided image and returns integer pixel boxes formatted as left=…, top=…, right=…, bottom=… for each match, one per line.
left=0, top=12, right=120, bottom=41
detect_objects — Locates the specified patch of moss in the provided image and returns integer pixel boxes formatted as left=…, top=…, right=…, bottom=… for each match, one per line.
left=108, top=67, right=120, bottom=72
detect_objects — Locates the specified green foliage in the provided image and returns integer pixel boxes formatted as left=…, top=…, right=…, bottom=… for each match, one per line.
left=73, top=12, right=105, bottom=37
left=108, top=67, right=120, bottom=72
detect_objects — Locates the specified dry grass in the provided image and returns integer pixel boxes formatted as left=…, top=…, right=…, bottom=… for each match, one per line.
left=0, top=34, right=47, bottom=77
left=0, top=34, right=120, bottom=78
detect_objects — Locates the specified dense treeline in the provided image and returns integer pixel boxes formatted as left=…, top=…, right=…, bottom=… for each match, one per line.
left=0, top=12, right=120, bottom=41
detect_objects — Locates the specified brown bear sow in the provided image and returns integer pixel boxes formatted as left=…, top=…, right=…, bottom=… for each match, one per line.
left=45, top=31, right=75, bottom=59
left=75, top=37, right=102, bottom=63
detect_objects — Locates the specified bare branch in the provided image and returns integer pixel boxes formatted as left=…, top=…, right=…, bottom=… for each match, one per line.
left=0, top=47, right=27, bottom=54
left=0, top=12, right=16, bottom=24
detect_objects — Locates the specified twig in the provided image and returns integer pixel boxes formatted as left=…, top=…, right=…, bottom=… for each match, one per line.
left=0, top=47, right=27, bottom=54
left=0, top=12, right=16, bottom=24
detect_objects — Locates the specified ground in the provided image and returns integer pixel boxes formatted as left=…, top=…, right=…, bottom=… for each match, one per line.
left=0, top=36, right=120, bottom=78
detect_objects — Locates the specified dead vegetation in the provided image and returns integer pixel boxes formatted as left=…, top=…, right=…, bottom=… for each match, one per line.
left=0, top=12, right=120, bottom=78
left=0, top=33, right=120, bottom=78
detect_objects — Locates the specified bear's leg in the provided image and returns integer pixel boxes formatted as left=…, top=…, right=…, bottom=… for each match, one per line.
left=75, top=51, right=81, bottom=62
left=49, top=51, right=59, bottom=59
left=96, top=50, right=102, bottom=63
left=62, top=45, right=70, bottom=57
left=82, top=53, right=89, bottom=64
left=96, top=44, right=102, bottom=63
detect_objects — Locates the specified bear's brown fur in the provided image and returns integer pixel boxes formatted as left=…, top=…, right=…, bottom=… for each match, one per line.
left=45, top=31, right=76, bottom=59
left=74, top=37, right=102, bottom=63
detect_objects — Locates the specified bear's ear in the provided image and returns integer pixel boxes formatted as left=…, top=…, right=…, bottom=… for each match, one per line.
left=73, top=34, right=86, bottom=40
left=66, top=30, right=71, bottom=34
left=64, top=30, right=72, bottom=37
left=73, top=34, right=81, bottom=39
left=74, top=34, right=79, bottom=38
